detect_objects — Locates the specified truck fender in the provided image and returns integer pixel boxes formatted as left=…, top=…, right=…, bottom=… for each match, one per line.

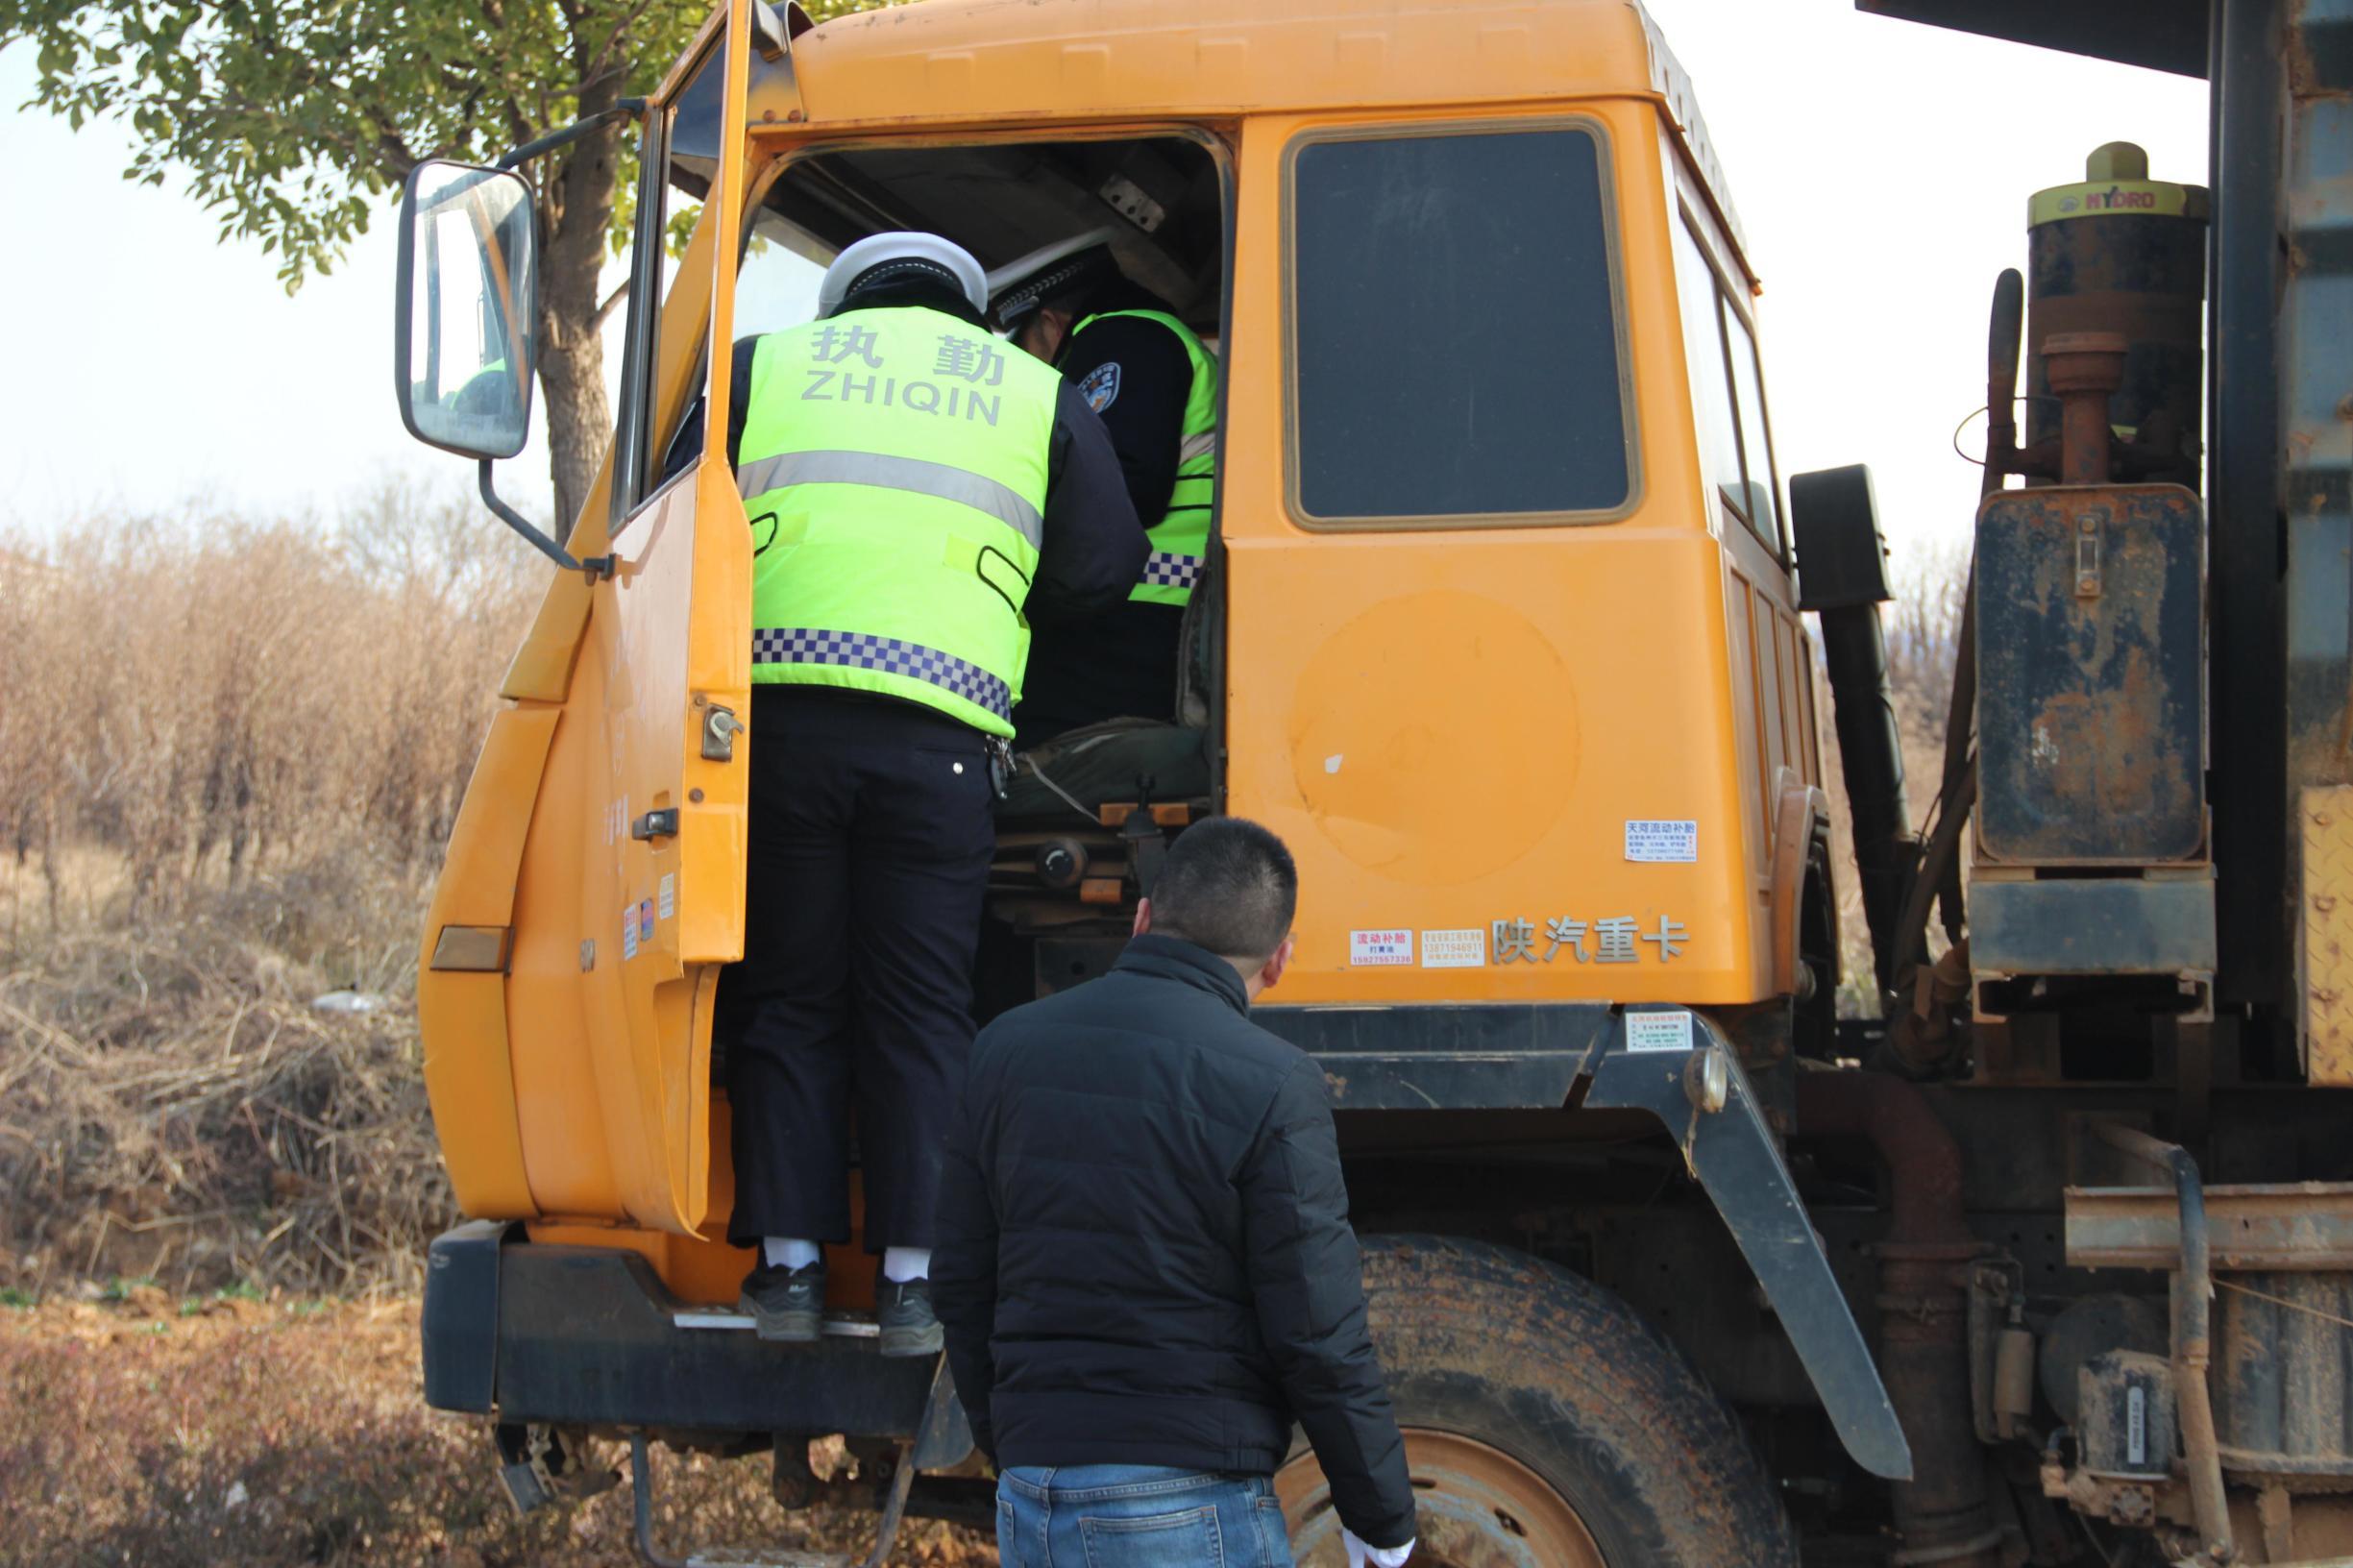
left=1586, top=1010, right=1914, bottom=1482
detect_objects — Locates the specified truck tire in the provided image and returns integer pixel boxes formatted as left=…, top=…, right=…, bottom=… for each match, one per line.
left=1276, top=1235, right=1797, bottom=1568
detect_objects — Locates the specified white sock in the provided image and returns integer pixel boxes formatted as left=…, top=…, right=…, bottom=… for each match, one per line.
left=763, top=1237, right=821, bottom=1270
left=882, top=1246, right=931, bottom=1283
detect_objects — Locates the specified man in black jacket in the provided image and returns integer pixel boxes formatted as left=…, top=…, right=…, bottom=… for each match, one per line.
left=933, top=819, right=1417, bottom=1567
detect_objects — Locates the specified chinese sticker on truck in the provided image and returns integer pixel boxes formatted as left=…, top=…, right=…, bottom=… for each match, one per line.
left=1625, top=1011, right=1696, bottom=1053
left=1625, top=819, right=1698, bottom=863
left=1350, top=929, right=1413, bottom=967
left=1419, top=928, right=1487, bottom=968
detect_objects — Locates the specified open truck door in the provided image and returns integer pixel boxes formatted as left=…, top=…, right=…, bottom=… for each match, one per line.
left=401, top=0, right=758, bottom=1239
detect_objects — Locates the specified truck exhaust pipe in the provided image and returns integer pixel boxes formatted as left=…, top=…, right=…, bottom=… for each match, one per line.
left=1790, top=465, right=1918, bottom=998
left=1798, top=1071, right=2001, bottom=1568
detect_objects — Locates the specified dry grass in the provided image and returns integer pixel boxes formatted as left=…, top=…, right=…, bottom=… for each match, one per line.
left=0, top=849, right=450, bottom=1297
left=0, top=486, right=538, bottom=1297
left=0, top=1296, right=991, bottom=1568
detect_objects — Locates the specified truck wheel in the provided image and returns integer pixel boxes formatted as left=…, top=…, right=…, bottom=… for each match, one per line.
left=1275, top=1235, right=1797, bottom=1568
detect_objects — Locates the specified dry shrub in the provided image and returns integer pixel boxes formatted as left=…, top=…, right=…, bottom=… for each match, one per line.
left=0, top=481, right=539, bottom=922
left=0, top=1299, right=992, bottom=1568
left=0, top=483, right=543, bottom=1295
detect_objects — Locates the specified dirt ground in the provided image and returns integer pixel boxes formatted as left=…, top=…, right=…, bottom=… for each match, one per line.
left=0, top=1293, right=994, bottom=1568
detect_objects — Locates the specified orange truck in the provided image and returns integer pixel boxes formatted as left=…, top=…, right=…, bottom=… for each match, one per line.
left=392, top=2, right=2353, bottom=1563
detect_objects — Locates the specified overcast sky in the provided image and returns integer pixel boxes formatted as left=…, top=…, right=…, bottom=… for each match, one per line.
left=0, top=0, right=2207, bottom=552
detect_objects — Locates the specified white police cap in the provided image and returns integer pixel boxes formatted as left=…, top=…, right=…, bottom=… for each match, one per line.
left=986, top=227, right=1123, bottom=330
left=818, top=232, right=989, bottom=317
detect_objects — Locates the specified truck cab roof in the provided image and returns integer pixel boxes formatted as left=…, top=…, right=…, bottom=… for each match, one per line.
left=786, top=0, right=1753, bottom=279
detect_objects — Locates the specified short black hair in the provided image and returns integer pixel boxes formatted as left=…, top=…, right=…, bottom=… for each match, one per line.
left=1148, top=817, right=1298, bottom=964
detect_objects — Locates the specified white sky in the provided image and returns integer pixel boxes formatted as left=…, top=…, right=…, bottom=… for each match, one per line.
left=0, top=0, right=2207, bottom=548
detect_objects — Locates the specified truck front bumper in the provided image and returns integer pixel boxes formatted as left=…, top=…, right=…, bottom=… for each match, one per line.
left=421, top=1221, right=959, bottom=1449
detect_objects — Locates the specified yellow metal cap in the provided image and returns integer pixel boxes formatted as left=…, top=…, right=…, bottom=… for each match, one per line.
left=2085, top=141, right=2150, bottom=181
left=2029, top=141, right=2210, bottom=228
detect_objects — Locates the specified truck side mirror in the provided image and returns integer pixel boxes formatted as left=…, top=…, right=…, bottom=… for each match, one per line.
left=395, top=160, right=538, bottom=462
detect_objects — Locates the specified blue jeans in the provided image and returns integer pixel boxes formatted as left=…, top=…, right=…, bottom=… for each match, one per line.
left=997, top=1465, right=1296, bottom=1568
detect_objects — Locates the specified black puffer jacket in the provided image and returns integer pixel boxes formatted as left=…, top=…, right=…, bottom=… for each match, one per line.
left=932, top=935, right=1416, bottom=1550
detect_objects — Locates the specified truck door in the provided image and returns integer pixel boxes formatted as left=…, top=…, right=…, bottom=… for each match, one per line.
left=494, top=10, right=756, bottom=1238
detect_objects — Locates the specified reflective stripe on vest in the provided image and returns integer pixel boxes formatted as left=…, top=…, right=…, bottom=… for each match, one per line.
left=750, top=628, right=1012, bottom=723
left=735, top=449, right=1044, bottom=551
left=1140, top=551, right=1202, bottom=591
left=1071, top=307, right=1218, bottom=606
left=735, top=306, right=1063, bottom=736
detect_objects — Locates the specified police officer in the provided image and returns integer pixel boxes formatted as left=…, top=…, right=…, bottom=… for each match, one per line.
left=721, top=233, right=1144, bottom=1353
left=988, top=232, right=1218, bottom=748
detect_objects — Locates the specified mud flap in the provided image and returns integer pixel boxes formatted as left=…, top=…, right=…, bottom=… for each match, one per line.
left=1584, top=1010, right=1915, bottom=1482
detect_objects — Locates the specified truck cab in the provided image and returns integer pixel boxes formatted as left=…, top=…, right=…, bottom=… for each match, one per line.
left=401, top=3, right=1898, bottom=1563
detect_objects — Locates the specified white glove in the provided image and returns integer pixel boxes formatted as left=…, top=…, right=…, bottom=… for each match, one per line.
left=1343, top=1527, right=1414, bottom=1568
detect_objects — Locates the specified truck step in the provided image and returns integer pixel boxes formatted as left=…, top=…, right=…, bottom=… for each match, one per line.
left=672, top=1309, right=879, bottom=1339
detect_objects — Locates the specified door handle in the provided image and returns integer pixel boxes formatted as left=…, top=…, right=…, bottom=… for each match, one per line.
left=701, top=703, right=744, bottom=762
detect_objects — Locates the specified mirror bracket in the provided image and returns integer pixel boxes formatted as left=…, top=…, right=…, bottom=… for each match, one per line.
left=478, top=460, right=617, bottom=581
left=495, top=99, right=650, bottom=173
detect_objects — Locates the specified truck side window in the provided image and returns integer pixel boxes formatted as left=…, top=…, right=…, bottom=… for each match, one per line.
left=1670, top=213, right=1745, bottom=532
left=1720, top=299, right=1782, bottom=551
left=1287, top=124, right=1632, bottom=525
left=1670, top=207, right=1782, bottom=553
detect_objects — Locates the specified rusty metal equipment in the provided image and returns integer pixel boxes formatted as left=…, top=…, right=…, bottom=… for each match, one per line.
left=2025, top=142, right=2210, bottom=490
left=2054, top=1128, right=2353, bottom=1563
left=2072, top=1171, right=2353, bottom=1500
left=2077, top=1351, right=2177, bottom=1482
left=2080, top=1121, right=2236, bottom=1564
left=1799, top=1071, right=2002, bottom=1567
left=1965, top=144, right=2216, bottom=1021
left=1973, top=481, right=2206, bottom=866
left=2217, top=1273, right=2353, bottom=1484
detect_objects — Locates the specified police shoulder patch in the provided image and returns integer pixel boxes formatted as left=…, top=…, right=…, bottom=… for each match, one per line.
left=1078, top=361, right=1121, bottom=413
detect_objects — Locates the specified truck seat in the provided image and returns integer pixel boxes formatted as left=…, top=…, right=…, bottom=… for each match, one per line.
left=997, top=717, right=1209, bottom=823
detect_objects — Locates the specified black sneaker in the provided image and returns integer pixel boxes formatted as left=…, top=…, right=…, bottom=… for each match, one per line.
left=738, top=1260, right=824, bottom=1343
left=876, top=1277, right=943, bottom=1358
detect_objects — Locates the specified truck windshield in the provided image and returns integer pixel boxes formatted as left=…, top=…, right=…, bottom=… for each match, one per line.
left=1287, top=124, right=1633, bottom=526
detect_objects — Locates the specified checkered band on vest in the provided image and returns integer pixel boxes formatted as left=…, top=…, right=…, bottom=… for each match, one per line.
left=751, top=628, right=1013, bottom=721
left=1140, top=551, right=1204, bottom=589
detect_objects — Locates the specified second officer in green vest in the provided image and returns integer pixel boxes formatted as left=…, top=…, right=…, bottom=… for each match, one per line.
left=722, top=233, right=1142, bottom=1353
left=988, top=232, right=1218, bottom=748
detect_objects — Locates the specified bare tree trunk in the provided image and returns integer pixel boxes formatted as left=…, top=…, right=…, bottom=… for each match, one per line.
left=534, top=77, right=626, bottom=540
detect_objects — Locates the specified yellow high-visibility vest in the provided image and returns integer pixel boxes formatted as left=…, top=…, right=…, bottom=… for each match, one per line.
left=1073, top=308, right=1218, bottom=606
left=737, top=307, right=1064, bottom=736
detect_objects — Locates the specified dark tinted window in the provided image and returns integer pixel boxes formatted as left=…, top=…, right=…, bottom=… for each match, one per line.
left=1290, top=126, right=1630, bottom=522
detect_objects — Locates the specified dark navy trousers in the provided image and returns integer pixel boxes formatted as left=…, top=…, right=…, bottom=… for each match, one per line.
left=721, top=685, right=996, bottom=1253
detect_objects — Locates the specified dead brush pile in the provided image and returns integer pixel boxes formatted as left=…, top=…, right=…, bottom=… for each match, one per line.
left=0, top=854, right=448, bottom=1296
left=0, top=486, right=542, bottom=1296
left=1, top=1298, right=991, bottom=1568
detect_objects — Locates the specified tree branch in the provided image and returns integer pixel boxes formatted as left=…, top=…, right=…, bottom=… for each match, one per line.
left=588, top=0, right=667, bottom=81
left=590, top=278, right=629, bottom=333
